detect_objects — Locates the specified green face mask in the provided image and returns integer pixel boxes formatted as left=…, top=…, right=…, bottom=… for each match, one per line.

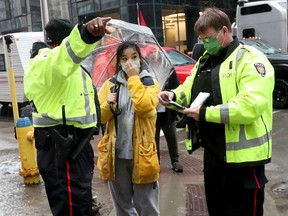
left=203, top=32, right=223, bottom=56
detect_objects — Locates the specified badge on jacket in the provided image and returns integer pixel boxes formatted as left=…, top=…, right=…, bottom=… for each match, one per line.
left=254, top=63, right=266, bottom=77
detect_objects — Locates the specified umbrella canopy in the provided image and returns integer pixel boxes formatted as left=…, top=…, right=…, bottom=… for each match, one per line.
left=82, top=19, right=174, bottom=90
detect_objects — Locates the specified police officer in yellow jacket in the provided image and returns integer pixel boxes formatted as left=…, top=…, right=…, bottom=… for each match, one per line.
left=24, top=17, right=111, bottom=216
left=158, top=8, right=274, bottom=216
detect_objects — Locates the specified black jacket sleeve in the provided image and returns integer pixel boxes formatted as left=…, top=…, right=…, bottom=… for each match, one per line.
left=164, top=69, right=180, bottom=122
left=78, top=24, right=102, bottom=44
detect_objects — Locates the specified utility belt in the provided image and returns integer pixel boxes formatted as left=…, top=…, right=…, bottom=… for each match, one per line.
left=34, top=125, right=95, bottom=167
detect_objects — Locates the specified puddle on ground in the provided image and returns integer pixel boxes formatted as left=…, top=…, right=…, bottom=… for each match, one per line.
left=272, top=181, right=288, bottom=197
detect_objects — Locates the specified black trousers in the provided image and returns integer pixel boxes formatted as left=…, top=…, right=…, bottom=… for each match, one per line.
left=155, top=112, right=179, bottom=164
left=37, top=141, right=94, bottom=216
left=203, top=149, right=267, bottom=216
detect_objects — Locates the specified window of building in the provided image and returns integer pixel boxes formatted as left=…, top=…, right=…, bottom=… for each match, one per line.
left=13, top=0, right=27, bottom=17
left=31, top=2, right=42, bottom=31
left=0, top=0, right=11, bottom=20
left=101, top=0, right=119, bottom=10
left=77, top=0, right=94, bottom=15
left=0, top=54, right=6, bottom=72
left=31, top=17, right=42, bottom=31
left=94, top=0, right=100, bottom=11
left=162, top=9, right=187, bottom=52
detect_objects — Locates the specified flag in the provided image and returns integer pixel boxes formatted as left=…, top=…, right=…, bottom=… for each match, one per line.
left=136, top=3, right=147, bottom=26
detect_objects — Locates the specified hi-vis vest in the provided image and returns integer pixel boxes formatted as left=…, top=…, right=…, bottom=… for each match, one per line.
left=24, top=25, right=98, bottom=129
left=173, top=44, right=275, bottom=165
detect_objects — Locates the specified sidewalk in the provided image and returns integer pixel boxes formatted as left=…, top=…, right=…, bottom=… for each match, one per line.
left=0, top=114, right=287, bottom=216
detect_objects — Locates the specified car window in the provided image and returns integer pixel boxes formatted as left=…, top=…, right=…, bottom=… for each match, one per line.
left=240, top=40, right=281, bottom=54
left=165, top=49, right=196, bottom=66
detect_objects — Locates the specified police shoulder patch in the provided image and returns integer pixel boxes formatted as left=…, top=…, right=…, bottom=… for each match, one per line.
left=254, top=63, right=266, bottom=77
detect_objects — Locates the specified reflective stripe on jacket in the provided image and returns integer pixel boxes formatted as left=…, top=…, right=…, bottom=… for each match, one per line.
left=24, top=25, right=98, bottom=129
left=97, top=74, right=160, bottom=184
left=173, top=44, right=274, bottom=165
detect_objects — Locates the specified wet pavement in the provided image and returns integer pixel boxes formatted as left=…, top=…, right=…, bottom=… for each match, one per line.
left=0, top=108, right=288, bottom=216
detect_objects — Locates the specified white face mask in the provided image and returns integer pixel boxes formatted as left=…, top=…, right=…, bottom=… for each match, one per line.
left=121, top=60, right=140, bottom=72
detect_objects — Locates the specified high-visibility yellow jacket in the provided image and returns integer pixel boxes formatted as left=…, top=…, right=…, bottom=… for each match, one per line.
left=173, top=44, right=274, bottom=166
left=24, top=25, right=98, bottom=129
left=97, top=72, right=160, bottom=184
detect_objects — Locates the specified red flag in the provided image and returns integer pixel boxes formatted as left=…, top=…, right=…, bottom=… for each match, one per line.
left=136, top=3, right=147, bottom=26
left=139, top=10, right=147, bottom=26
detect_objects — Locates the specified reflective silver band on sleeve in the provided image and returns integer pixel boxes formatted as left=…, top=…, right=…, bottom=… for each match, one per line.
left=179, top=91, right=187, bottom=104
left=235, top=46, right=246, bottom=72
left=65, top=40, right=87, bottom=64
left=220, top=104, right=230, bottom=123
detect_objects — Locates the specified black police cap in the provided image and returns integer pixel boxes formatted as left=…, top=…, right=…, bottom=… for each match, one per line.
left=45, top=18, right=73, bottom=46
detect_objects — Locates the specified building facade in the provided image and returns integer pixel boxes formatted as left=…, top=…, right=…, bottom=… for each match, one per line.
left=0, top=0, right=42, bottom=34
left=0, top=0, right=238, bottom=52
left=72, top=0, right=238, bottom=52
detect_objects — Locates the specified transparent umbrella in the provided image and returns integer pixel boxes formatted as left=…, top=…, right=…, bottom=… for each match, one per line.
left=82, top=19, right=174, bottom=90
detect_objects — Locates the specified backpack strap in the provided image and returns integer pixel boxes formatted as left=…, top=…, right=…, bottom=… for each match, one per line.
left=107, top=76, right=121, bottom=134
left=108, top=77, right=122, bottom=115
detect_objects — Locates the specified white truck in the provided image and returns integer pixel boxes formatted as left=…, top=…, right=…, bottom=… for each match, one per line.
left=236, top=0, right=288, bottom=108
left=236, top=0, right=287, bottom=52
left=0, top=32, right=44, bottom=109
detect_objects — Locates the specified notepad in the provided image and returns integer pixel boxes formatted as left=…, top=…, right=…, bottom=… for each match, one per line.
left=190, top=92, right=210, bottom=108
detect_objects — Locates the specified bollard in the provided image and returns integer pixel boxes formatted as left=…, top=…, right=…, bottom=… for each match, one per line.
left=15, top=117, right=40, bottom=185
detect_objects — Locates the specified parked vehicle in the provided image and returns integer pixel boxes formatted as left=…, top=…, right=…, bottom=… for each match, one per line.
left=240, top=38, right=288, bottom=108
left=0, top=32, right=44, bottom=109
left=163, top=47, right=196, bottom=84
left=236, top=0, right=287, bottom=52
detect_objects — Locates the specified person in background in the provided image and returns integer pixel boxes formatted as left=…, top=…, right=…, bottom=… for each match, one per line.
left=97, top=41, right=160, bottom=216
left=158, top=8, right=274, bottom=216
left=191, top=42, right=205, bottom=61
left=24, top=17, right=111, bottom=216
left=155, top=69, right=183, bottom=172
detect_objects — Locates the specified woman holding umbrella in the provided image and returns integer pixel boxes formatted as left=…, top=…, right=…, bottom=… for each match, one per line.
left=97, top=41, right=161, bottom=215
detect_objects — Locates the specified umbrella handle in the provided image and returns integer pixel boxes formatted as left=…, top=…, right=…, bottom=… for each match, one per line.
left=109, top=102, right=122, bottom=115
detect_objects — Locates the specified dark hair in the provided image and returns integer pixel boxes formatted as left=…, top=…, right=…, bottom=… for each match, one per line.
left=115, top=41, right=143, bottom=73
left=194, top=8, right=231, bottom=35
